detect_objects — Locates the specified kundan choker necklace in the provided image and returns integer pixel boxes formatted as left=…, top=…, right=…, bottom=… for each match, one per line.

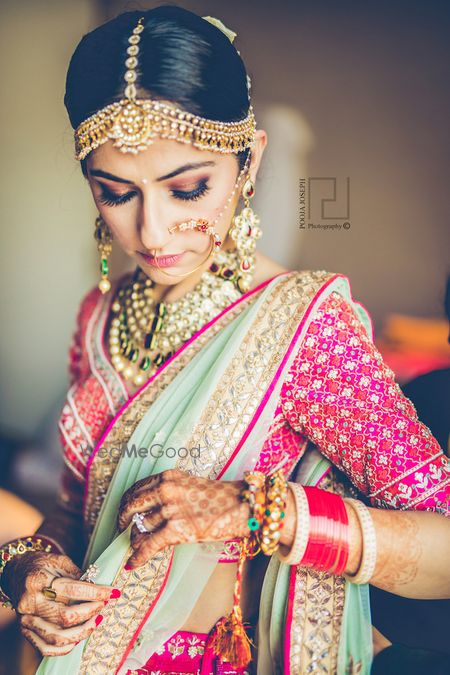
left=108, top=248, right=251, bottom=387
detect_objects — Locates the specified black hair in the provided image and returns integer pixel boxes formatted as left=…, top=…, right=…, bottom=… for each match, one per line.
left=64, top=5, right=252, bottom=177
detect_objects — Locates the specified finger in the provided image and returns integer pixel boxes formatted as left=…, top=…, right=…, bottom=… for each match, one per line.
left=48, top=555, right=82, bottom=579
left=119, top=475, right=162, bottom=520
left=50, top=577, right=114, bottom=603
left=129, top=475, right=162, bottom=497
left=36, top=598, right=105, bottom=627
left=118, top=492, right=165, bottom=533
left=118, top=471, right=181, bottom=533
left=128, top=469, right=183, bottom=498
left=126, top=524, right=175, bottom=569
left=21, top=613, right=98, bottom=646
left=21, top=627, right=76, bottom=657
left=130, top=503, right=179, bottom=545
left=130, top=509, right=163, bottom=546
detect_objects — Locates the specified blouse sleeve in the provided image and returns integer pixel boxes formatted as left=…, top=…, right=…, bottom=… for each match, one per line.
left=59, top=284, right=103, bottom=482
left=67, top=285, right=102, bottom=387
left=280, top=289, right=450, bottom=515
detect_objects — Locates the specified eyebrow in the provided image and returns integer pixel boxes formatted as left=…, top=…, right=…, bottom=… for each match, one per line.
left=89, top=161, right=216, bottom=184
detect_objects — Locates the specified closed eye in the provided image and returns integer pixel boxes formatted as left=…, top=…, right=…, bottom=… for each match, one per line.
left=170, top=178, right=211, bottom=201
left=98, top=179, right=211, bottom=207
left=99, top=188, right=136, bottom=207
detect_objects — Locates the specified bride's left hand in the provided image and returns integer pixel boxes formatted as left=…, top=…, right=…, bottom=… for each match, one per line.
left=117, top=468, right=251, bottom=569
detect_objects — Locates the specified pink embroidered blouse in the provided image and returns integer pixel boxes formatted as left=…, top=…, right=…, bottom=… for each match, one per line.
left=57, top=271, right=450, bottom=561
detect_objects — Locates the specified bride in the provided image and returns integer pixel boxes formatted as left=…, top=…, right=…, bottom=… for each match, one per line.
left=1, top=6, right=449, bottom=675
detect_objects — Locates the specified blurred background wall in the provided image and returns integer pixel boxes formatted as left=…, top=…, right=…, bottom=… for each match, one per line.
left=0, top=0, right=449, bottom=441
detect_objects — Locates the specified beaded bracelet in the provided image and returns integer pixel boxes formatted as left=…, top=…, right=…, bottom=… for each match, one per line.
left=0, top=535, right=61, bottom=608
left=241, top=470, right=266, bottom=557
left=343, top=498, right=377, bottom=585
left=276, top=483, right=310, bottom=565
left=259, top=470, right=289, bottom=555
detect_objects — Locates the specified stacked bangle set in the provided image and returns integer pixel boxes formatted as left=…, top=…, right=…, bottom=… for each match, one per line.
left=240, top=471, right=377, bottom=584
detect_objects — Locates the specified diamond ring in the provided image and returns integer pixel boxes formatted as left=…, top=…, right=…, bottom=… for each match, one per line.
left=132, top=512, right=151, bottom=534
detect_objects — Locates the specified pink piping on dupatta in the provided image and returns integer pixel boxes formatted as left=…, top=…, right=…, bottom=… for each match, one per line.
left=216, top=273, right=342, bottom=480
left=83, top=269, right=292, bottom=513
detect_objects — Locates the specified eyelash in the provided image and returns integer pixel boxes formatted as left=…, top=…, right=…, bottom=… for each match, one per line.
left=98, top=179, right=211, bottom=207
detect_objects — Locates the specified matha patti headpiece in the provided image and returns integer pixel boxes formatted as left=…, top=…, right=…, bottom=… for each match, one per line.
left=74, top=15, right=256, bottom=161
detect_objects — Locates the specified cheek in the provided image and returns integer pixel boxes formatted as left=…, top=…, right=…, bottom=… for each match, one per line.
left=100, top=212, right=137, bottom=249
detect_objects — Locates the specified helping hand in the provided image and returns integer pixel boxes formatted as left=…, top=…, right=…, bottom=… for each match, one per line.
left=2, top=551, right=116, bottom=656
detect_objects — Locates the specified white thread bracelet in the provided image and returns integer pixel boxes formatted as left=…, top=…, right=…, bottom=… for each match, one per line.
left=343, top=498, right=377, bottom=585
left=277, top=483, right=310, bottom=565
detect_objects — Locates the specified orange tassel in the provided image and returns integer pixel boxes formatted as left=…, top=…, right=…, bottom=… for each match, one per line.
left=208, top=607, right=253, bottom=668
left=207, top=537, right=256, bottom=669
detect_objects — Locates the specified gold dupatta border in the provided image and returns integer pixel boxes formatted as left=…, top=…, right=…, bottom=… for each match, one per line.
left=80, top=269, right=335, bottom=674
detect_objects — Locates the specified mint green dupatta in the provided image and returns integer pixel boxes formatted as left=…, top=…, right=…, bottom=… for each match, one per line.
left=37, top=270, right=373, bottom=675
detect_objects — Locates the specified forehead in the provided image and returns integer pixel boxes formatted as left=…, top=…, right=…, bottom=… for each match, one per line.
left=86, top=136, right=236, bottom=181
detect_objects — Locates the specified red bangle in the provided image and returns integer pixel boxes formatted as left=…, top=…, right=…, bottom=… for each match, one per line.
left=330, top=496, right=349, bottom=575
left=300, top=488, right=350, bottom=575
left=302, top=488, right=327, bottom=568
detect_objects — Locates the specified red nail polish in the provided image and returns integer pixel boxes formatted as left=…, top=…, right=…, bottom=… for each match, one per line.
left=103, top=600, right=109, bottom=606
left=95, top=615, right=104, bottom=626
left=124, top=562, right=132, bottom=571
left=110, top=588, right=121, bottom=599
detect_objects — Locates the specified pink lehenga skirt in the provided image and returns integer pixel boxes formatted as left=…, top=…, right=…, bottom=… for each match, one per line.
left=125, top=628, right=253, bottom=675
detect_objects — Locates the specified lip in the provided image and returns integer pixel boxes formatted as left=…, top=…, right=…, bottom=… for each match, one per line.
left=139, top=251, right=186, bottom=268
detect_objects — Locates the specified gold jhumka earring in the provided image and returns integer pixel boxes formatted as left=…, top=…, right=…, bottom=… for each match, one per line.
left=228, top=174, right=262, bottom=292
left=94, top=215, right=113, bottom=294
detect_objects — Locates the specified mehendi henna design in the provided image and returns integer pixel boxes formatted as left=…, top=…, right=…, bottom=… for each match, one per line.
left=370, top=508, right=422, bottom=589
left=119, top=469, right=252, bottom=567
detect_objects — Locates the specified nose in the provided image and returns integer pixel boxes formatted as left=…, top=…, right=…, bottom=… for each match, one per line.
left=139, top=193, right=173, bottom=252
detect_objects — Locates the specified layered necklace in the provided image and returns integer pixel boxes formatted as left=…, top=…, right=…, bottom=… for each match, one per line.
left=108, top=248, right=250, bottom=388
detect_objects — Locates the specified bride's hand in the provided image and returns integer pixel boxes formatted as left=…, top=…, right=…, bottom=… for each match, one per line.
left=117, top=468, right=251, bottom=569
left=1, top=551, right=115, bottom=656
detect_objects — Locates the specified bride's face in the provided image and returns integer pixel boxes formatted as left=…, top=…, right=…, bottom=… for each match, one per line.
left=85, top=134, right=257, bottom=286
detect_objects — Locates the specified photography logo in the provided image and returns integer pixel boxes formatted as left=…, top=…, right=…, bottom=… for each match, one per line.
left=298, top=177, right=351, bottom=231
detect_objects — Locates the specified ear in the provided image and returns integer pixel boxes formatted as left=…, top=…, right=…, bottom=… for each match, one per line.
left=248, top=129, right=268, bottom=183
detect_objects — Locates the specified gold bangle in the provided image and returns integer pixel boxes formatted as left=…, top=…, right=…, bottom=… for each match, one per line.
left=260, top=470, right=289, bottom=556
left=276, top=483, right=310, bottom=565
left=343, top=498, right=377, bottom=585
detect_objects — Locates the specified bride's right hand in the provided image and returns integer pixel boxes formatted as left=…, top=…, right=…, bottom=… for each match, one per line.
left=2, top=551, right=116, bottom=656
